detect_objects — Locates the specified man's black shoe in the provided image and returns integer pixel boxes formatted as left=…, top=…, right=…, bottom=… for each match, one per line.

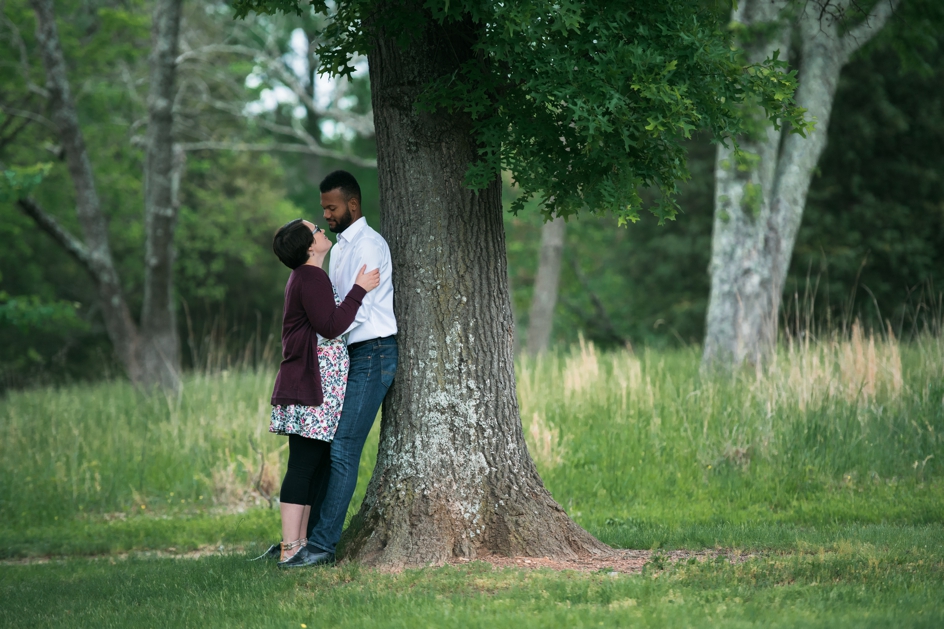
left=278, top=547, right=336, bottom=568
left=249, top=543, right=281, bottom=561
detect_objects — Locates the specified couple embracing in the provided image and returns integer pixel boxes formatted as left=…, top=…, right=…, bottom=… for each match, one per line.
left=261, top=170, right=397, bottom=568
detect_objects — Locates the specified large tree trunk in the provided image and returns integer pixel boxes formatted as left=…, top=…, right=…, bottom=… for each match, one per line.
left=30, top=0, right=142, bottom=383
left=341, top=7, right=608, bottom=568
left=141, top=0, right=184, bottom=391
left=703, top=0, right=898, bottom=369
left=526, top=217, right=566, bottom=357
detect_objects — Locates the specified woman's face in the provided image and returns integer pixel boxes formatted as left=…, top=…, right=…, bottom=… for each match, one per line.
left=303, top=220, right=332, bottom=255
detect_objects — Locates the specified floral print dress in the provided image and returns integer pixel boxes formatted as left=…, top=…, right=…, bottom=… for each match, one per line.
left=269, top=285, right=349, bottom=441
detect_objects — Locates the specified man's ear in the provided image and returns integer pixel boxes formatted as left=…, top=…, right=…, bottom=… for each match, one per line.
left=349, top=196, right=363, bottom=217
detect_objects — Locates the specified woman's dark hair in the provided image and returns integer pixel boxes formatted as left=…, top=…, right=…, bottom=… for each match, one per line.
left=319, top=170, right=361, bottom=203
left=273, top=219, right=313, bottom=269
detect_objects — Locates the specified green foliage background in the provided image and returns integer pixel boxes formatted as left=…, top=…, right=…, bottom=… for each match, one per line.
left=509, top=25, right=944, bottom=350
left=0, top=0, right=942, bottom=385
left=0, top=1, right=304, bottom=386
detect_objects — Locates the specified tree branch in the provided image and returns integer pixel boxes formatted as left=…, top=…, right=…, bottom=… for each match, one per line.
left=0, top=8, right=49, bottom=99
left=174, top=43, right=260, bottom=66
left=16, top=197, right=94, bottom=273
left=265, top=52, right=375, bottom=136
left=0, top=116, right=31, bottom=153
left=177, top=140, right=378, bottom=167
left=178, top=91, right=377, bottom=167
left=0, top=103, right=57, bottom=133
left=116, top=59, right=147, bottom=110
left=841, top=0, right=900, bottom=58
left=176, top=42, right=375, bottom=135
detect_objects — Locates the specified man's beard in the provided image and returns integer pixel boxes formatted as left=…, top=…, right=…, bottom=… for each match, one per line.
left=329, top=205, right=354, bottom=233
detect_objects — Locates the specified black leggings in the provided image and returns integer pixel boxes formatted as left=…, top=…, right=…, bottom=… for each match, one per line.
left=279, top=434, right=330, bottom=506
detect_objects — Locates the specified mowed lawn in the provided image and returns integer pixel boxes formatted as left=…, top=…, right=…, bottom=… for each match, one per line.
left=1, top=334, right=942, bottom=627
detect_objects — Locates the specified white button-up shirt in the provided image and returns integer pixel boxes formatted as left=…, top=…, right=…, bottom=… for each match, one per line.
left=328, top=216, right=397, bottom=345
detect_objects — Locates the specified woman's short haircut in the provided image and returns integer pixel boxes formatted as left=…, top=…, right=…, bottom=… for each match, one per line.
left=319, top=170, right=361, bottom=203
left=273, top=219, right=313, bottom=269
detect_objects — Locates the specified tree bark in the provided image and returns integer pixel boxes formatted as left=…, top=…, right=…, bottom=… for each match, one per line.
left=141, top=0, right=184, bottom=391
left=526, top=217, right=566, bottom=357
left=29, top=0, right=142, bottom=383
left=341, top=7, right=609, bottom=567
left=17, top=197, right=95, bottom=271
left=703, top=0, right=898, bottom=369
left=28, top=0, right=188, bottom=389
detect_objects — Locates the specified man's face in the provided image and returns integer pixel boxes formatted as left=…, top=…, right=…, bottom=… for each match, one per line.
left=321, top=188, right=355, bottom=234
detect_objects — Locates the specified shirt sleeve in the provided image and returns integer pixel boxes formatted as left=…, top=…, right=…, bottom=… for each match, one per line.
left=300, top=267, right=367, bottom=339
left=344, top=238, right=384, bottom=333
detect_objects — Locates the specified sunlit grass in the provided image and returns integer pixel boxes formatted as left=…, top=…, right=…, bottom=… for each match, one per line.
left=2, top=541, right=942, bottom=628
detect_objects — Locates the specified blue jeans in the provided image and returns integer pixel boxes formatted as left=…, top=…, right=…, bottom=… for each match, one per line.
left=306, top=336, right=397, bottom=553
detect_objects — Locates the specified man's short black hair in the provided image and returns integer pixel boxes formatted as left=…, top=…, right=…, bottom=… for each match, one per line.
left=272, top=219, right=313, bottom=269
left=319, top=170, right=361, bottom=203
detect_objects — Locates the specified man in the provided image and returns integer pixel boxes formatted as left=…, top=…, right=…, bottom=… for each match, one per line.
left=298, top=170, right=398, bottom=566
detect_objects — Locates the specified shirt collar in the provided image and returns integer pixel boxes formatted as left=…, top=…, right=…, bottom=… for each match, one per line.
left=337, top=216, right=367, bottom=244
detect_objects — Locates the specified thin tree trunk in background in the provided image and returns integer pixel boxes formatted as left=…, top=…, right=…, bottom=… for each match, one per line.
left=526, top=216, right=566, bottom=357
left=303, top=34, right=326, bottom=188
left=703, top=0, right=899, bottom=370
left=141, top=0, right=184, bottom=391
left=341, top=4, right=609, bottom=567
left=29, top=0, right=142, bottom=383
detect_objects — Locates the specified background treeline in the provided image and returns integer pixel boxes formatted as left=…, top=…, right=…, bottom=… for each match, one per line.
left=1, top=0, right=942, bottom=389
left=508, top=19, right=944, bottom=350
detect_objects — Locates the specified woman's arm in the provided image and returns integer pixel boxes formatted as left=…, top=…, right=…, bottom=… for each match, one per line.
left=299, top=267, right=368, bottom=339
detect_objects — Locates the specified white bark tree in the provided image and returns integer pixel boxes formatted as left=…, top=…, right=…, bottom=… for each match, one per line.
left=526, top=217, right=566, bottom=357
left=703, top=0, right=900, bottom=368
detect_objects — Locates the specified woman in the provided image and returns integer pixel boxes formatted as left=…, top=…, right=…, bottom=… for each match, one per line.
left=267, top=218, right=379, bottom=567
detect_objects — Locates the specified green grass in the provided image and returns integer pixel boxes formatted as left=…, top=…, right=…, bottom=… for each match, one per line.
left=2, top=545, right=942, bottom=628
left=518, top=338, right=943, bottom=535
left=1, top=336, right=942, bottom=626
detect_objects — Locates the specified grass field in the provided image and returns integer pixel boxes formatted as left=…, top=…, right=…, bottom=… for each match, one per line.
left=1, top=330, right=942, bottom=627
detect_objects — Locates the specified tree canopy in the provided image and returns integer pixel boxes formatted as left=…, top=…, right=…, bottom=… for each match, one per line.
left=233, top=0, right=807, bottom=223
left=509, top=22, right=944, bottom=351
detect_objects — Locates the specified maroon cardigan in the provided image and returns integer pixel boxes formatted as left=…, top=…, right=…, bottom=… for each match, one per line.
left=270, top=265, right=367, bottom=407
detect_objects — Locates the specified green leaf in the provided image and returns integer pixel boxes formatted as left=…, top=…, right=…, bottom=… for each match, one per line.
left=0, top=164, right=53, bottom=204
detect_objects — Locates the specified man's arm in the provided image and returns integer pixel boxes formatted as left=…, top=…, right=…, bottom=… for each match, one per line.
left=343, top=237, right=385, bottom=335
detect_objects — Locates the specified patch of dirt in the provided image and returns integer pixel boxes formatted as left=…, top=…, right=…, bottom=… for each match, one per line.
left=1, top=545, right=228, bottom=566
left=4, top=547, right=757, bottom=573
left=446, top=549, right=756, bottom=575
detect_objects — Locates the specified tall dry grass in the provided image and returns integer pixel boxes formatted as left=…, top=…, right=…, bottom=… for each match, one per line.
left=0, top=368, right=285, bottom=525
left=769, top=321, right=903, bottom=410
left=518, top=328, right=943, bottom=526
left=1, top=326, right=941, bottom=531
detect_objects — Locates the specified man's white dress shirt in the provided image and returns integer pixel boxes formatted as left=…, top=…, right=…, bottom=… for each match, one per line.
left=328, top=216, right=397, bottom=345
